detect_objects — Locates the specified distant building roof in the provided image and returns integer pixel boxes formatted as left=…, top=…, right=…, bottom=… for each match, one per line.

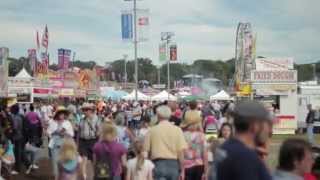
left=182, top=74, right=203, bottom=79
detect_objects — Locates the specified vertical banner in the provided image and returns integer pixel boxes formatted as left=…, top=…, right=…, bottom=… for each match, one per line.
left=63, top=49, right=71, bottom=70
left=58, top=49, right=71, bottom=70
left=137, top=9, right=150, bottom=42
left=0, top=47, right=9, bottom=97
left=170, top=44, right=177, bottom=61
left=159, top=42, right=167, bottom=62
left=28, top=49, right=37, bottom=73
left=41, top=52, right=49, bottom=73
left=58, top=48, right=64, bottom=69
left=121, top=12, right=133, bottom=40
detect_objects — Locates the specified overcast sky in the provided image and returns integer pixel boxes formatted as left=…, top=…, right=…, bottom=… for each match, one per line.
left=0, top=0, right=319, bottom=65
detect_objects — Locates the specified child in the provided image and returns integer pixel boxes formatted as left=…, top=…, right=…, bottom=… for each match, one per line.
left=93, top=122, right=127, bottom=180
left=126, top=140, right=154, bottom=180
left=57, top=138, right=85, bottom=180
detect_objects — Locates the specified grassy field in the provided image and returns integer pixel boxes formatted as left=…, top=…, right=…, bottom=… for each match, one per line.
left=267, top=134, right=320, bottom=168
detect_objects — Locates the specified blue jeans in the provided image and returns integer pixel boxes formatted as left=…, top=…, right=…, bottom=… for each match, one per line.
left=307, top=124, right=314, bottom=144
left=153, top=160, right=180, bottom=180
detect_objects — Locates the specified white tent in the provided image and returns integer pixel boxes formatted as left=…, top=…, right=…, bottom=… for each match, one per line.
left=210, top=90, right=231, bottom=101
left=151, top=90, right=177, bottom=101
left=122, top=90, right=150, bottom=101
left=15, top=68, right=32, bottom=79
left=177, top=91, right=191, bottom=98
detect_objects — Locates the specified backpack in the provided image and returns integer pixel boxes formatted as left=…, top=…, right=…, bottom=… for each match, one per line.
left=94, top=142, right=112, bottom=180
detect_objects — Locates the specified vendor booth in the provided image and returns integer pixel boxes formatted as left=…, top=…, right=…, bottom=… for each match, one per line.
left=151, top=91, right=177, bottom=101
left=8, top=68, right=34, bottom=103
left=251, top=58, right=298, bottom=134
left=122, top=90, right=150, bottom=101
left=210, top=90, right=231, bottom=101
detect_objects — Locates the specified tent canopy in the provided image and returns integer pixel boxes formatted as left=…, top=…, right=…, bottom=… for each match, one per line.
left=151, top=90, right=177, bottom=101
left=122, top=90, right=150, bottom=101
left=15, top=68, right=32, bottom=79
left=102, top=90, right=128, bottom=101
left=210, top=90, right=231, bottom=101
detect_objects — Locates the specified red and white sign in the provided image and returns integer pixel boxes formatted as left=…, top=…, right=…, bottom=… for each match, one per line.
left=251, top=70, right=297, bottom=83
left=255, top=58, right=294, bottom=70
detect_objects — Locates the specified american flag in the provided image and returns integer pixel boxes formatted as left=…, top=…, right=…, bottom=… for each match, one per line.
left=138, top=17, right=149, bottom=26
left=42, top=25, right=49, bottom=49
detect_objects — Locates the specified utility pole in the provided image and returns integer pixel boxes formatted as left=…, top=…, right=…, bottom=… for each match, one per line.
left=133, top=0, right=138, bottom=101
left=123, top=54, right=128, bottom=89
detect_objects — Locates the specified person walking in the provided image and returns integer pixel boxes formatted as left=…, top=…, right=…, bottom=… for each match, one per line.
left=24, top=104, right=43, bottom=174
left=180, top=110, right=208, bottom=180
left=9, top=104, right=27, bottom=175
left=306, top=104, right=315, bottom=144
left=215, top=101, right=272, bottom=180
left=126, top=140, right=154, bottom=180
left=273, top=138, right=314, bottom=180
left=78, top=103, right=100, bottom=162
left=144, top=105, right=187, bottom=180
left=57, top=138, right=86, bottom=180
left=47, top=106, right=74, bottom=179
left=93, top=122, right=127, bottom=180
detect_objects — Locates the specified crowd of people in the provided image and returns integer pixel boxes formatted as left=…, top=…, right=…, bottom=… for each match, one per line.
left=0, top=99, right=318, bottom=180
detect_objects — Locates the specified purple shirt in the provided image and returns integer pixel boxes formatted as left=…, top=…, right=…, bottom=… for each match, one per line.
left=26, top=112, right=41, bottom=125
left=93, top=140, right=127, bottom=176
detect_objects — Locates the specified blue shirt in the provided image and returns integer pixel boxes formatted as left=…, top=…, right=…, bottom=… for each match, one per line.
left=215, top=138, right=272, bottom=180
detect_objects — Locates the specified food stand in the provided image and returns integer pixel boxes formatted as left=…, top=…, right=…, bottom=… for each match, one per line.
left=251, top=58, right=298, bottom=134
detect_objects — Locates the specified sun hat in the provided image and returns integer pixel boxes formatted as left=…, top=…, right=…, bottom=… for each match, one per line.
left=81, top=103, right=96, bottom=111
left=54, top=106, right=69, bottom=120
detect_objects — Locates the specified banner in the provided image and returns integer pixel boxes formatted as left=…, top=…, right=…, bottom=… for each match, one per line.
left=121, top=12, right=133, bottom=40
left=58, top=49, right=71, bottom=70
left=255, top=57, right=294, bottom=70
left=170, top=44, right=177, bottom=61
left=41, top=52, right=49, bottom=73
left=0, top=47, right=9, bottom=97
left=159, top=42, right=167, bottom=62
left=137, top=9, right=150, bottom=42
left=28, top=49, right=37, bottom=73
left=251, top=70, right=297, bottom=83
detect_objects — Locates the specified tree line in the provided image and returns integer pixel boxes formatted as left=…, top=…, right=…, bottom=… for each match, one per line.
left=7, top=57, right=320, bottom=85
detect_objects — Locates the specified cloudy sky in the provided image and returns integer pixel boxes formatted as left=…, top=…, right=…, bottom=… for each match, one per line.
left=0, top=0, right=319, bottom=65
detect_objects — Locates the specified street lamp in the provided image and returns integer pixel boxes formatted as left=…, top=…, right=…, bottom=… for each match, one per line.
left=160, top=32, right=175, bottom=100
left=123, top=54, right=128, bottom=89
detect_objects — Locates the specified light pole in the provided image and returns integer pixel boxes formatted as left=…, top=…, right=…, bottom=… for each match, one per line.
left=133, top=0, right=138, bottom=101
left=123, top=54, right=128, bottom=89
left=161, top=32, right=175, bottom=100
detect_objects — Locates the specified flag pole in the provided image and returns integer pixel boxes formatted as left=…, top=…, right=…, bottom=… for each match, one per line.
left=133, top=0, right=138, bottom=101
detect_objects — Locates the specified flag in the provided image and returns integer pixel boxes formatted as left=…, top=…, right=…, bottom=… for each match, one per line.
left=159, top=42, right=167, bottom=62
left=170, top=44, right=177, bottom=61
left=42, top=25, right=49, bottom=49
left=137, top=9, right=150, bottom=42
left=27, top=49, right=37, bottom=73
left=138, top=17, right=149, bottom=26
left=36, top=31, right=40, bottom=50
left=121, top=12, right=133, bottom=40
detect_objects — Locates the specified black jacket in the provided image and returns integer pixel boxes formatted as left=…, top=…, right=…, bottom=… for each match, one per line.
left=306, top=110, right=315, bottom=124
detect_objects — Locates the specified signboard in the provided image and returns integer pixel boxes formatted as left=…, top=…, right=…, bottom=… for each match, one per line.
left=251, top=70, right=297, bottom=83
left=59, top=88, right=74, bottom=96
left=255, top=58, right=294, bottom=70
left=159, top=42, right=167, bottom=62
left=17, top=93, right=32, bottom=103
left=137, top=9, right=150, bottom=42
left=273, top=115, right=296, bottom=134
left=253, top=84, right=296, bottom=96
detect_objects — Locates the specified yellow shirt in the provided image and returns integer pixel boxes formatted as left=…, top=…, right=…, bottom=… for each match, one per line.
left=144, top=121, right=188, bottom=160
